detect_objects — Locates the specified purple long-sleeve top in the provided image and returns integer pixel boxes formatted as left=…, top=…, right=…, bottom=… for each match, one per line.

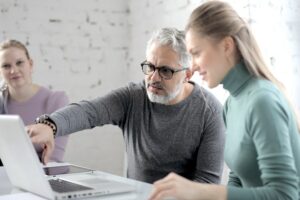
left=0, top=86, right=69, bottom=163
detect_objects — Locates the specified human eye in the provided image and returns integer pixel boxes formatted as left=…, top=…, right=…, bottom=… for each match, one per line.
left=142, top=63, right=155, bottom=74
left=160, top=66, right=172, bottom=73
left=194, top=50, right=202, bottom=57
left=16, top=60, right=24, bottom=66
left=159, top=66, right=173, bottom=77
left=147, top=63, right=155, bottom=72
left=190, top=49, right=201, bottom=57
left=1, top=64, right=11, bottom=69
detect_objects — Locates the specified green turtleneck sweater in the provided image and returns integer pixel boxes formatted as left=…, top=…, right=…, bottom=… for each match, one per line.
left=222, top=63, right=300, bottom=200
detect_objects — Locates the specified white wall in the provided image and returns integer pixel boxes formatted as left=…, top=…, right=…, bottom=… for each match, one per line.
left=1, top=0, right=299, bottom=179
left=128, top=0, right=300, bottom=105
left=0, top=0, right=129, bottom=176
left=247, top=1, right=300, bottom=109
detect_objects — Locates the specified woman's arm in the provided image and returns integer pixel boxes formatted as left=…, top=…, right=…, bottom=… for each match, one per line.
left=149, top=172, right=227, bottom=200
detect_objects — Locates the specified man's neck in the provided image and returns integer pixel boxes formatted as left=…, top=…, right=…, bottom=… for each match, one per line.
left=168, top=82, right=194, bottom=105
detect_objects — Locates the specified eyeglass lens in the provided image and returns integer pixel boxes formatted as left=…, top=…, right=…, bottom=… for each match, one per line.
left=142, top=64, right=174, bottom=79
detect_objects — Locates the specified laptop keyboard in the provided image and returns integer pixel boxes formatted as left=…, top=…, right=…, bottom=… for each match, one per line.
left=49, top=179, right=93, bottom=193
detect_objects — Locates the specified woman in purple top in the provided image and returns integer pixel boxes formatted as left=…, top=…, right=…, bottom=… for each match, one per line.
left=0, top=39, right=69, bottom=166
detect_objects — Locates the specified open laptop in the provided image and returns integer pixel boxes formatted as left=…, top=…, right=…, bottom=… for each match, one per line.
left=0, top=115, right=135, bottom=200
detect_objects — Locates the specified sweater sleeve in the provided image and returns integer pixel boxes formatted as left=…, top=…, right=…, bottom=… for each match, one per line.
left=0, top=94, right=4, bottom=114
left=46, top=91, right=69, bottom=162
left=0, top=89, right=8, bottom=114
left=224, top=99, right=242, bottom=188
left=227, top=90, right=299, bottom=200
left=50, top=85, right=131, bottom=137
left=193, top=98, right=225, bottom=184
left=227, top=171, right=242, bottom=187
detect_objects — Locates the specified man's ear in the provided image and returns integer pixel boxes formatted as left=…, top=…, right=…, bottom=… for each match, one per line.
left=184, top=68, right=193, bottom=82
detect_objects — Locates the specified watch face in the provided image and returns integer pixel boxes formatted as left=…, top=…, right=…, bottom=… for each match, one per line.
left=41, top=114, right=49, bottom=120
left=36, top=114, right=50, bottom=123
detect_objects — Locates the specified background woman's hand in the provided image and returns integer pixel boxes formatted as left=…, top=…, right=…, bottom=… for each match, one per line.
left=27, top=124, right=55, bottom=164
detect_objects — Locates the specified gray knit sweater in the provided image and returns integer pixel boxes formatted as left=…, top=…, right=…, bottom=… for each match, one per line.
left=50, top=81, right=225, bottom=183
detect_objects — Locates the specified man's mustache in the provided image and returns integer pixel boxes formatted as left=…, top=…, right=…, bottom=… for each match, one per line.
left=147, top=81, right=164, bottom=90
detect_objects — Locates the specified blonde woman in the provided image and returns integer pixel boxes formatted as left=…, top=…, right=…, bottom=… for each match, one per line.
left=0, top=39, right=69, bottom=165
left=149, top=1, right=300, bottom=200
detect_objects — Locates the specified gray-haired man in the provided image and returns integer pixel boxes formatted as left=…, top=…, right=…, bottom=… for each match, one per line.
left=29, top=28, right=225, bottom=184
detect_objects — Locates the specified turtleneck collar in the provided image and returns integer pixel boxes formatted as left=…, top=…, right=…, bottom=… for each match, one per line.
left=221, top=62, right=253, bottom=97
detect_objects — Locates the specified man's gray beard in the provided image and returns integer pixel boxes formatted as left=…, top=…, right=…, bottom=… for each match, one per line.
left=146, top=82, right=183, bottom=104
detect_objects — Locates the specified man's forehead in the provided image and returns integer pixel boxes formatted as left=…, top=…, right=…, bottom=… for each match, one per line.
left=146, top=44, right=180, bottom=66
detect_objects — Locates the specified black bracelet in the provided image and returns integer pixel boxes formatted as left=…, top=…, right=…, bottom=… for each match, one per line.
left=35, top=114, right=57, bottom=136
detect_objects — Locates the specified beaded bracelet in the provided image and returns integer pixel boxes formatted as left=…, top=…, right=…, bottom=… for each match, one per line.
left=35, top=115, right=57, bottom=137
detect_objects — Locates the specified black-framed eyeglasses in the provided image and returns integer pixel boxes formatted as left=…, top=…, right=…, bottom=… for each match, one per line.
left=140, top=61, right=188, bottom=80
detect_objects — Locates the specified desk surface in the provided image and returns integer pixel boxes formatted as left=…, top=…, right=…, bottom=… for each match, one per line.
left=0, top=167, right=153, bottom=200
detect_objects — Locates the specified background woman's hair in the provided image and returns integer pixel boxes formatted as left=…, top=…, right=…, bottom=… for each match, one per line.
left=0, top=39, right=30, bottom=60
left=185, top=0, right=300, bottom=130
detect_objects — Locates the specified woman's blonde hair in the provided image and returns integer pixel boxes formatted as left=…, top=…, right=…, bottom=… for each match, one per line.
left=185, top=0, right=300, bottom=130
left=0, top=39, right=30, bottom=60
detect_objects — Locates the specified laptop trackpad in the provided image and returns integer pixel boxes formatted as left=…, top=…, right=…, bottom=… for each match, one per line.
left=80, top=177, right=110, bottom=185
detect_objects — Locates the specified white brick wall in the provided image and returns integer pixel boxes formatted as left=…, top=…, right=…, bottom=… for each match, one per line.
left=0, top=0, right=130, bottom=176
left=129, top=0, right=300, bottom=105
left=1, top=0, right=299, bottom=178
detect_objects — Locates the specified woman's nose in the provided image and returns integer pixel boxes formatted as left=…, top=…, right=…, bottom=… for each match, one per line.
left=9, top=65, right=17, bottom=74
left=190, top=59, right=199, bottom=74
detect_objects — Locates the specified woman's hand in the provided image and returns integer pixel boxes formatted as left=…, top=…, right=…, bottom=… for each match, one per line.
left=148, top=173, right=227, bottom=200
left=27, top=124, right=55, bottom=164
left=148, top=172, right=202, bottom=200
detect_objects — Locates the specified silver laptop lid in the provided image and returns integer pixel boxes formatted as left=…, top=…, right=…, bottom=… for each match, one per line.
left=0, top=115, right=54, bottom=199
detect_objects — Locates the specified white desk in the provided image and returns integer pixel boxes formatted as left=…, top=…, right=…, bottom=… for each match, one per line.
left=0, top=167, right=153, bottom=200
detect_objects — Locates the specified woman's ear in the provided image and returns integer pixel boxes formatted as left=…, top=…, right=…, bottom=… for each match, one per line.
left=184, top=68, right=193, bottom=82
left=29, top=59, right=34, bottom=73
left=223, top=36, right=235, bottom=57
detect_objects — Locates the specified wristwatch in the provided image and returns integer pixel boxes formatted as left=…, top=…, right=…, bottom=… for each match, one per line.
left=35, top=114, right=57, bottom=137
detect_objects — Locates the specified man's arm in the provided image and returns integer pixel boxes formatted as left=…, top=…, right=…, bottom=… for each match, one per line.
left=29, top=84, right=134, bottom=164
left=50, top=86, right=132, bottom=137
left=193, top=109, right=225, bottom=183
